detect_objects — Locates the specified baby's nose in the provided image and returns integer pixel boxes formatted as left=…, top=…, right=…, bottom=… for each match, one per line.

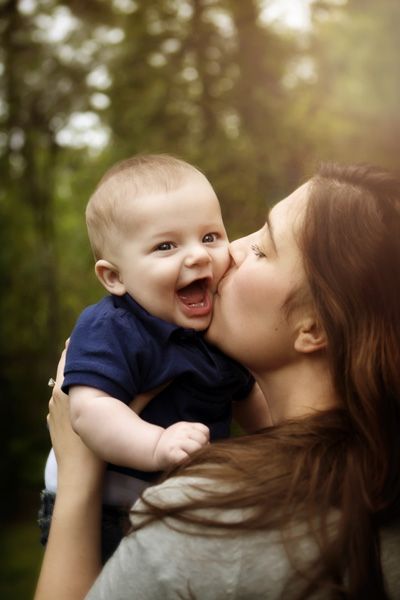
left=184, top=244, right=211, bottom=267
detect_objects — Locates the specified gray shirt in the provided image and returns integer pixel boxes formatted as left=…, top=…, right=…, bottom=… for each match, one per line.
left=86, top=476, right=400, bottom=599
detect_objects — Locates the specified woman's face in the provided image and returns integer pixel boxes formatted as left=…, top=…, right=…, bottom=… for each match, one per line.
left=206, top=183, right=309, bottom=372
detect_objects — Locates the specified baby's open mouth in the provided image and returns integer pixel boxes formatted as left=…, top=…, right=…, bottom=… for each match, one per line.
left=177, top=278, right=210, bottom=308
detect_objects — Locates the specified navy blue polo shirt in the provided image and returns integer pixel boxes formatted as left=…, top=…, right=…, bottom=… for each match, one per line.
left=63, top=294, right=254, bottom=481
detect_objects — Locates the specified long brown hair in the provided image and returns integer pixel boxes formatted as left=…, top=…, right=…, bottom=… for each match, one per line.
left=133, top=164, right=400, bottom=598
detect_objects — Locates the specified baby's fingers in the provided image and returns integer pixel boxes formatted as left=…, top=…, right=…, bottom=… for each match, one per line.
left=188, top=422, right=210, bottom=436
left=185, top=424, right=210, bottom=446
left=168, top=437, right=206, bottom=465
left=180, top=436, right=209, bottom=455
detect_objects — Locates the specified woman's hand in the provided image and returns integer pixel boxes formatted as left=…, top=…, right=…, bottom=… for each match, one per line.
left=34, top=342, right=104, bottom=600
left=47, top=342, right=104, bottom=491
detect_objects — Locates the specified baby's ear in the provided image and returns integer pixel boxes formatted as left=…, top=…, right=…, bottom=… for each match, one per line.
left=294, top=316, right=327, bottom=354
left=95, top=260, right=126, bottom=296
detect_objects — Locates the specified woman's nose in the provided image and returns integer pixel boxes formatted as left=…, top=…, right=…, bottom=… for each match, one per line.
left=229, top=234, right=252, bottom=266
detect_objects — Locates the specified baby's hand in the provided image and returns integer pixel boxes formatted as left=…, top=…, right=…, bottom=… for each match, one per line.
left=153, top=422, right=209, bottom=469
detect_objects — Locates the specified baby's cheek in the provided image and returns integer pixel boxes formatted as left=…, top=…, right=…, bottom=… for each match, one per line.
left=214, top=247, right=231, bottom=281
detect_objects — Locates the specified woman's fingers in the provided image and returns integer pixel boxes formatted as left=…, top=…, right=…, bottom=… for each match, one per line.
left=54, top=343, right=68, bottom=390
left=47, top=338, right=69, bottom=417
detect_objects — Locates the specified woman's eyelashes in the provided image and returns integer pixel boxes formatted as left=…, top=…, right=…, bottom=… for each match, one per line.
left=251, top=243, right=267, bottom=259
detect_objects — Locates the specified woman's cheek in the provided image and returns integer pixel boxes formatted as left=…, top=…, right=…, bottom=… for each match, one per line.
left=232, top=266, right=266, bottom=310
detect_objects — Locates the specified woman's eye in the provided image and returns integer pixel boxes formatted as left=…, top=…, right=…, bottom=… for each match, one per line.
left=251, top=243, right=267, bottom=258
left=156, top=242, right=174, bottom=251
left=202, top=232, right=217, bottom=243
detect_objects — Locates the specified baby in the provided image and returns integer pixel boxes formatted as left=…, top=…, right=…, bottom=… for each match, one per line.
left=41, top=154, right=269, bottom=560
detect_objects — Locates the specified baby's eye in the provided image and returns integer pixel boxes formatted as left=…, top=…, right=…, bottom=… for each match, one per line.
left=202, top=232, right=218, bottom=243
left=251, top=243, right=267, bottom=259
left=156, top=241, right=175, bottom=251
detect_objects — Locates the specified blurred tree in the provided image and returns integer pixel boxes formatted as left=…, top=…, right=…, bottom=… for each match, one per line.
left=222, top=0, right=298, bottom=230
left=0, top=0, right=113, bottom=518
left=307, top=0, right=400, bottom=168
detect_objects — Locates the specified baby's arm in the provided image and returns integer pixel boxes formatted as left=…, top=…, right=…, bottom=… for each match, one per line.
left=232, top=383, right=272, bottom=433
left=69, top=386, right=209, bottom=471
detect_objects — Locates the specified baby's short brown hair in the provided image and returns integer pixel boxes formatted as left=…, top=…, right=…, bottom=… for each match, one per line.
left=86, top=154, right=205, bottom=259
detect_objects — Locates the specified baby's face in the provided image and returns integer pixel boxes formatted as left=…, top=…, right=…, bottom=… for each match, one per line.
left=111, top=175, right=230, bottom=330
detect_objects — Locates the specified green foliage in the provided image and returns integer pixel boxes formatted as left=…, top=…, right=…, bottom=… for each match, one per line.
left=308, top=0, right=400, bottom=167
left=0, top=518, right=43, bottom=600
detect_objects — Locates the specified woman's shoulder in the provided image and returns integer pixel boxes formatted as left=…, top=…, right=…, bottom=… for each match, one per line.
left=87, top=478, right=400, bottom=600
left=133, top=475, right=222, bottom=511
left=84, top=476, right=296, bottom=599
left=115, top=476, right=318, bottom=599
left=113, top=478, right=296, bottom=600
left=130, top=478, right=400, bottom=599
left=131, top=474, right=253, bottom=530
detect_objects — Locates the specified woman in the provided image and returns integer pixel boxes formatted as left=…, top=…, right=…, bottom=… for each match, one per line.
left=35, top=163, right=400, bottom=599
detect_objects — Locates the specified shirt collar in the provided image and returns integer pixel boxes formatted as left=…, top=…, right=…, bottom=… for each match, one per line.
left=114, top=293, right=200, bottom=343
